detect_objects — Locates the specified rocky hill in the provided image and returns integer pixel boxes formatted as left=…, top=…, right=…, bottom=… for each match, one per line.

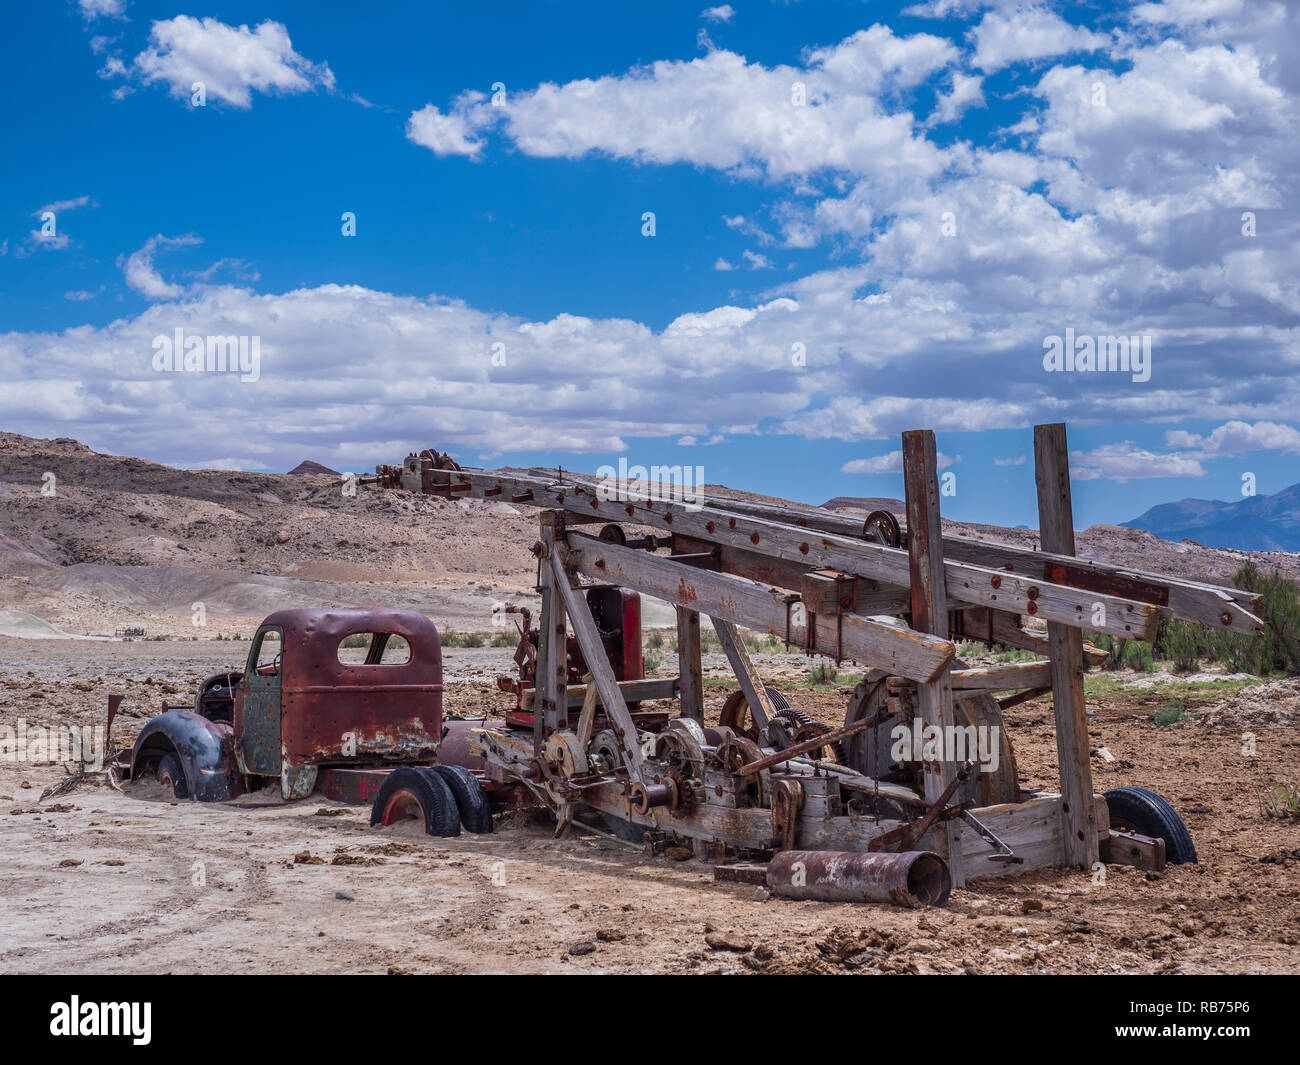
left=1, top=432, right=1296, bottom=638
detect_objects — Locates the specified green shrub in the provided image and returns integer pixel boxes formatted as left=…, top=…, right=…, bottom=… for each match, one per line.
left=1085, top=631, right=1127, bottom=671
left=1123, top=639, right=1154, bottom=672
left=1260, top=781, right=1300, bottom=820
left=1204, top=563, right=1300, bottom=676
left=441, top=631, right=485, bottom=648
left=808, top=663, right=839, bottom=686
left=1151, top=698, right=1186, bottom=726
left=1157, top=618, right=1202, bottom=673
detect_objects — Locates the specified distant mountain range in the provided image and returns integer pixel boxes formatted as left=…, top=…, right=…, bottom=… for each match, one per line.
left=1123, top=482, right=1300, bottom=552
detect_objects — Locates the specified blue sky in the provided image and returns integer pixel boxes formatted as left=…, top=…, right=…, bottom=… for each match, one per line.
left=2, top=0, right=1298, bottom=528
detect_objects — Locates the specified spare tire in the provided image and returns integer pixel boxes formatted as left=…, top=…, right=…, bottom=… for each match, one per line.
left=430, top=764, right=492, bottom=834
left=370, top=767, right=460, bottom=837
left=1104, top=786, right=1197, bottom=864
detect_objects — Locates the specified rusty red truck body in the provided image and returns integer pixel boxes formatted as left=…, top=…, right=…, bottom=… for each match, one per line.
left=124, top=607, right=446, bottom=803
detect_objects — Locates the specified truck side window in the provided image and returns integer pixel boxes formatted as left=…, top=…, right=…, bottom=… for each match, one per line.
left=252, top=627, right=283, bottom=676
left=338, top=632, right=411, bottom=665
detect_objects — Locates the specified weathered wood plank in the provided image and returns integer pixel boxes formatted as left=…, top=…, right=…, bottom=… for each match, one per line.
left=401, top=462, right=1254, bottom=632
left=902, top=429, right=963, bottom=889
left=550, top=550, right=647, bottom=779
left=521, top=676, right=680, bottom=710
left=676, top=606, right=705, bottom=722
left=711, top=617, right=775, bottom=731
left=560, top=536, right=955, bottom=682
left=575, top=676, right=599, bottom=749
left=953, top=606, right=1109, bottom=666
left=949, top=661, right=1052, bottom=690
left=691, top=490, right=1262, bottom=632
left=435, top=468, right=1161, bottom=639
left=1035, top=423, right=1098, bottom=869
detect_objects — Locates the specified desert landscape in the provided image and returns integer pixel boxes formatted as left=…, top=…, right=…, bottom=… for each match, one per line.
left=2, top=432, right=1298, bottom=975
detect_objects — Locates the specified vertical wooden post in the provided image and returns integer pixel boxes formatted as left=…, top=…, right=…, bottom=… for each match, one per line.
left=537, top=513, right=568, bottom=745
left=1034, top=423, right=1098, bottom=868
left=901, top=429, right=964, bottom=888
left=676, top=606, right=704, bottom=723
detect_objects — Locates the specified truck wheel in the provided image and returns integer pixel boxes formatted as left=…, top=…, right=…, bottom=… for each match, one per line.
left=430, top=765, right=492, bottom=834
left=370, top=767, right=460, bottom=837
left=1104, top=786, right=1198, bottom=864
left=155, top=753, right=189, bottom=799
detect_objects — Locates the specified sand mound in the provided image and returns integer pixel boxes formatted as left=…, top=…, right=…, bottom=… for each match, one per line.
left=0, top=610, right=82, bottom=639
left=1194, top=677, right=1300, bottom=730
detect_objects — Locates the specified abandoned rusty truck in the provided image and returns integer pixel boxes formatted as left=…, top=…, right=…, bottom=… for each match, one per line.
left=117, top=424, right=1263, bottom=906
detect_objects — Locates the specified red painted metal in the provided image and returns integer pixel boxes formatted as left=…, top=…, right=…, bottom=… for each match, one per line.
left=232, top=608, right=443, bottom=780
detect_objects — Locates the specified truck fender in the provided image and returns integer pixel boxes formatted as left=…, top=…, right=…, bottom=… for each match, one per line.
left=130, top=709, right=243, bottom=802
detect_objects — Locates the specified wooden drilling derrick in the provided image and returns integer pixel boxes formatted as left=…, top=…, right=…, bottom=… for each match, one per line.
left=363, top=424, right=1263, bottom=898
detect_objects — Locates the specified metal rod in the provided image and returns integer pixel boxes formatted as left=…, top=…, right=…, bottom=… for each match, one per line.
left=735, top=712, right=886, bottom=776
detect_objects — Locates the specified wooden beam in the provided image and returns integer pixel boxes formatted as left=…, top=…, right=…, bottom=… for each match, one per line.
left=562, top=534, right=955, bottom=682
left=676, top=606, right=704, bottom=722
left=902, top=429, right=963, bottom=889
left=406, top=465, right=1253, bottom=633
left=695, top=492, right=1262, bottom=633
left=575, top=676, right=599, bottom=749
left=953, top=606, right=1109, bottom=666
left=1034, top=423, right=1098, bottom=869
left=710, top=617, right=774, bottom=731
left=550, top=551, right=648, bottom=780
left=1100, top=828, right=1166, bottom=871
left=538, top=514, right=567, bottom=735
left=434, top=469, right=1160, bottom=639
left=520, top=676, right=679, bottom=710
left=949, top=661, right=1052, bottom=691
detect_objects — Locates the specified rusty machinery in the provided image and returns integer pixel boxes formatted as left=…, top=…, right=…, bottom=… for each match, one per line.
left=353, top=424, right=1266, bottom=903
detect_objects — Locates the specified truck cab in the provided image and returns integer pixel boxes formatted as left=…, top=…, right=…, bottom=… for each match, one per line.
left=127, top=608, right=444, bottom=802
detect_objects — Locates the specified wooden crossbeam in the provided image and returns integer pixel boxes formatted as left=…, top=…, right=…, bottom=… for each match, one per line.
left=549, top=549, right=648, bottom=781
left=443, top=466, right=1258, bottom=635
left=428, top=468, right=1165, bottom=641
left=681, top=490, right=1262, bottom=629
left=562, top=534, right=955, bottom=683
left=710, top=617, right=774, bottom=731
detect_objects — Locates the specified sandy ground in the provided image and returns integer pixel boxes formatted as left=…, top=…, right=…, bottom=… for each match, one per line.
left=2, top=637, right=1298, bottom=975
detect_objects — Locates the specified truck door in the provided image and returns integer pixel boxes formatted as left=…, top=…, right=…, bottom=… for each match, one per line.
left=239, top=625, right=283, bottom=775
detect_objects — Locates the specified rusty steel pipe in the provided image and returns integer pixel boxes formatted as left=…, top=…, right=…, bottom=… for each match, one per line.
left=766, top=850, right=952, bottom=908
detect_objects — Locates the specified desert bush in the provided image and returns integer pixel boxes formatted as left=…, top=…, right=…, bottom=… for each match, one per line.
left=1260, top=781, right=1300, bottom=820
left=1123, top=639, right=1154, bottom=672
left=441, top=631, right=485, bottom=648
left=1156, top=618, right=1202, bottom=673
left=1203, top=563, right=1300, bottom=676
left=808, top=663, right=839, bottom=686
left=1151, top=698, right=1186, bottom=726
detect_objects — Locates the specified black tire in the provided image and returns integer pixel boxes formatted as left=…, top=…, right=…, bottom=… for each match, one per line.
left=1105, top=786, right=1198, bottom=864
left=430, top=764, right=492, bottom=834
left=369, top=767, right=460, bottom=837
left=155, top=752, right=189, bottom=799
